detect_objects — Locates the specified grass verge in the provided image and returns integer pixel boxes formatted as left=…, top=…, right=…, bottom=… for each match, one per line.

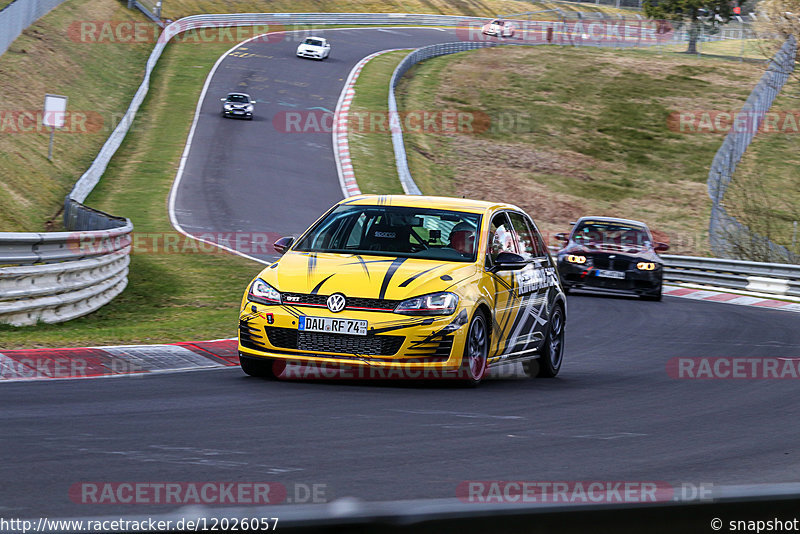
left=385, top=45, right=770, bottom=254
left=0, top=0, right=153, bottom=231
left=0, top=39, right=259, bottom=348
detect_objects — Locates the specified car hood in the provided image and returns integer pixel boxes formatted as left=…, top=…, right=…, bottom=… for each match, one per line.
left=260, top=252, right=479, bottom=300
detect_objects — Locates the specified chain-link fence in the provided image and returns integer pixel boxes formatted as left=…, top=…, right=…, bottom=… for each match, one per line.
left=708, top=35, right=797, bottom=263
left=0, top=0, right=68, bottom=56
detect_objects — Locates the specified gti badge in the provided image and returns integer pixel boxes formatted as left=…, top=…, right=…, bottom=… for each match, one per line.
left=326, top=293, right=346, bottom=313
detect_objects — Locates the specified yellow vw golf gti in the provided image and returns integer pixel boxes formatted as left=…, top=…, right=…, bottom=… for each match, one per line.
left=238, top=195, right=567, bottom=385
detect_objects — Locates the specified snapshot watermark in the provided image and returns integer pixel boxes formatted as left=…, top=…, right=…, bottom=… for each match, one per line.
left=455, top=481, right=713, bottom=503
left=667, top=357, right=800, bottom=379
left=68, top=482, right=327, bottom=505
left=668, top=110, right=800, bottom=134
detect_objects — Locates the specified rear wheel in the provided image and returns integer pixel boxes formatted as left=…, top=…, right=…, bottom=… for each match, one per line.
left=240, top=355, right=284, bottom=379
left=523, top=304, right=565, bottom=378
left=459, top=312, right=488, bottom=386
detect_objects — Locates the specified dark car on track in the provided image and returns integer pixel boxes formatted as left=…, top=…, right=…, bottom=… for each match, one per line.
left=555, top=216, right=669, bottom=301
left=220, top=92, right=255, bottom=120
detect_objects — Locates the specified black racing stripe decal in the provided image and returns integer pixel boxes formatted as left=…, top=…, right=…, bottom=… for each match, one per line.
left=370, top=318, right=434, bottom=334
left=310, top=274, right=335, bottom=295
left=398, top=265, right=441, bottom=288
left=378, top=257, right=407, bottom=300
left=307, top=253, right=317, bottom=279
left=352, top=255, right=370, bottom=280
left=281, top=305, right=302, bottom=319
left=344, top=258, right=395, bottom=265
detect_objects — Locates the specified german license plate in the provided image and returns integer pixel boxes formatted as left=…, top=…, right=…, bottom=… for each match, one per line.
left=299, top=316, right=367, bottom=336
left=596, top=269, right=625, bottom=279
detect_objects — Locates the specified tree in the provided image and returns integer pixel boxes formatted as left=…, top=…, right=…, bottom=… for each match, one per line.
left=644, top=0, right=734, bottom=54
left=759, top=0, right=800, bottom=61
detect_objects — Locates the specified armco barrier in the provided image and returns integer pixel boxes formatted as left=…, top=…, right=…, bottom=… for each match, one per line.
left=0, top=204, right=132, bottom=326
left=662, top=254, right=800, bottom=297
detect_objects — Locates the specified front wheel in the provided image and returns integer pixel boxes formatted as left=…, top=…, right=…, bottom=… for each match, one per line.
left=523, top=304, right=565, bottom=378
left=459, top=312, right=488, bottom=386
left=240, top=355, right=284, bottom=379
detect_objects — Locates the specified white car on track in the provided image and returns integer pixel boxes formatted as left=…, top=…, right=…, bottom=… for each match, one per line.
left=296, top=37, right=331, bottom=60
left=482, top=19, right=515, bottom=37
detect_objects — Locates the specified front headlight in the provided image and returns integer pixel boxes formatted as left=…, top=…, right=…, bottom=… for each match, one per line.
left=395, top=292, right=458, bottom=316
left=224, top=104, right=233, bottom=110
left=245, top=105, right=254, bottom=112
left=566, top=255, right=587, bottom=264
left=637, top=262, right=656, bottom=271
left=248, top=278, right=281, bottom=305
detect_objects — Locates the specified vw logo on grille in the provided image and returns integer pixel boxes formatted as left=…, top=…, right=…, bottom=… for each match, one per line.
left=326, top=293, right=346, bottom=313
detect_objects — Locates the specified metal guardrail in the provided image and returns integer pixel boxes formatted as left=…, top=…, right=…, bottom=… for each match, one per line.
left=663, top=254, right=800, bottom=297
left=0, top=204, right=132, bottom=326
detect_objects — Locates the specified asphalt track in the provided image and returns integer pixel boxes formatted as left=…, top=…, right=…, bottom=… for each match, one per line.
left=3, top=28, right=800, bottom=519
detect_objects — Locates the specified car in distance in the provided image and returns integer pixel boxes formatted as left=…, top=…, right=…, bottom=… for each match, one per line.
left=238, top=195, right=567, bottom=385
left=555, top=216, right=669, bottom=300
left=220, top=92, right=255, bottom=120
left=296, top=36, right=331, bottom=60
left=482, top=19, right=515, bottom=37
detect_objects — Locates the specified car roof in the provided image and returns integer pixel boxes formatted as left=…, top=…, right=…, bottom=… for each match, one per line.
left=573, top=216, right=649, bottom=228
left=305, top=36, right=326, bottom=41
left=226, top=92, right=250, bottom=98
left=339, top=194, right=520, bottom=214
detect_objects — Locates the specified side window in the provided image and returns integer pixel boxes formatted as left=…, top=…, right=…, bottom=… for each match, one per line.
left=508, top=212, right=542, bottom=261
left=487, top=213, right=516, bottom=264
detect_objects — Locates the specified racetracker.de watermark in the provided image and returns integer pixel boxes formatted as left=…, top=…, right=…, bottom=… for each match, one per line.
left=68, top=482, right=327, bottom=505
left=668, top=110, right=800, bottom=134
left=455, top=19, right=676, bottom=44
left=68, top=231, right=282, bottom=256
left=456, top=481, right=713, bottom=503
left=667, top=357, right=800, bottom=379
left=273, top=110, right=490, bottom=134
left=67, top=20, right=287, bottom=44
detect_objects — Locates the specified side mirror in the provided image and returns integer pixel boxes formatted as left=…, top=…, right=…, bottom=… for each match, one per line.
left=220, top=98, right=226, bottom=102
left=251, top=100, right=256, bottom=104
left=654, top=242, right=670, bottom=252
left=491, top=252, right=527, bottom=272
left=274, top=236, right=294, bottom=255
left=555, top=232, right=569, bottom=242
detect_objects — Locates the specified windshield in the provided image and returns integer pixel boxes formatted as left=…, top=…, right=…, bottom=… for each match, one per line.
left=572, top=221, right=651, bottom=249
left=293, top=205, right=482, bottom=262
left=226, top=94, right=249, bottom=103
left=304, top=38, right=323, bottom=46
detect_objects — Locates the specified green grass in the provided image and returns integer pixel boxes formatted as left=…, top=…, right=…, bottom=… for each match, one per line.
left=348, top=50, right=411, bottom=195
left=146, top=0, right=633, bottom=21
left=726, top=83, right=800, bottom=253
left=385, top=45, right=770, bottom=254
left=0, top=0, right=154, bottom=232
left=0, top=40, right=259, bottom=349
left=659, top=38, right=780, bottom=60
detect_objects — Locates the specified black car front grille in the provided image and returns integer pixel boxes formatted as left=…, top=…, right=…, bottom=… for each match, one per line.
left=265, top=327, right=404, bottom=357
left=281, top=293, right=398, bottom=312
left=591, top=256, right=631, bottom=271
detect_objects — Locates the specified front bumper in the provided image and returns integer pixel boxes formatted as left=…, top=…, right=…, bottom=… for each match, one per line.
left=238, top=303, right=469, bottom=372
left=297, top=50, right=324, bottom=59
left=223, top=108, right=252, bottom=118
left=557, top=260, right=662, bottom=294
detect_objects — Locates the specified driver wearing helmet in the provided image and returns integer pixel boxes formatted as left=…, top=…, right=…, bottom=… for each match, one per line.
left=449, top=221, right=477, bottom=256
